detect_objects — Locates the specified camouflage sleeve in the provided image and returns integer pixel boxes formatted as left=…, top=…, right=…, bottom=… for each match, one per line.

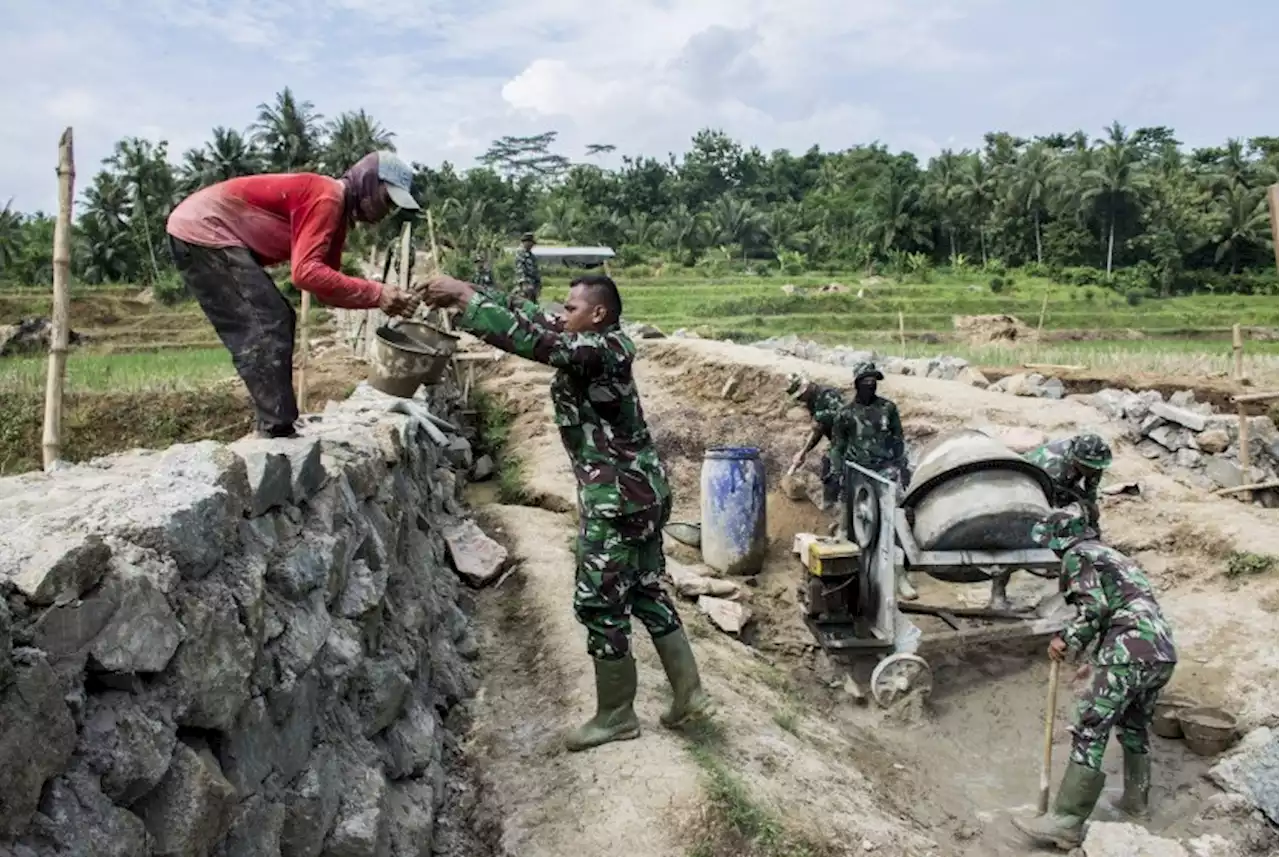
left=457, top=291, right=609, bottom=373
left=490, top=287, right=563, bottom=330
left=886, top=402, right=906, bottom=469
left=1060, top=549, right=1106, bottom=654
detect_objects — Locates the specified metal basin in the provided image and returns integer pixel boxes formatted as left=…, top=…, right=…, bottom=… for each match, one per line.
left=905, top=429, right=1053, bottom=551
left=368, top=325, right=443, bottom=398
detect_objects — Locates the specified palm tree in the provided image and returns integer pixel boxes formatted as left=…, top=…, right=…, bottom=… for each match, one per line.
left=958, top=154, right=994, bottom=264
left=206, top=127, right=264, bottom=181
left=106, top=138, right=175, bottom=284
left=1008, top=143, right=1057, bottom=264
left=924, top=149, right=964, bottom=259
left=0, top=200, right=22, bottom=273
left=324, top=110, right=395, bottom=175
left=871, top=175, right=930, bottom=255
left=1214, top=185, right=1270, bottom=273
left=1082, top=122, right=1147, bottom=276
left=252, top=87, right=323, bottom=172
left=706, top=196, right=761, bottom=250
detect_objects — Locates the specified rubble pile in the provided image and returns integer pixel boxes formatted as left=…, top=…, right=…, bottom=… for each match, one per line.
left=0, top=383, right=487, bottom=856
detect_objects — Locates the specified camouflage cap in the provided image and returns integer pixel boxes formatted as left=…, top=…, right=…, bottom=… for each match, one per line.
left=1069, top=433, right=1113, bottom=470
left=785, top=373, right=811, bottom=399
left=1031, top=509, right=1097, bottom=551
left=853, top=362, right=884, bottom=382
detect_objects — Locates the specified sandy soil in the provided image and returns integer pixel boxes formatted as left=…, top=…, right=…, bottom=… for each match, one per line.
left=462, top=333, right=1279, bottom=857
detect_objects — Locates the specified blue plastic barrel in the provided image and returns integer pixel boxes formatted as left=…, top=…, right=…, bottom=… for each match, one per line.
left=700, top=446, right=767, bottom=575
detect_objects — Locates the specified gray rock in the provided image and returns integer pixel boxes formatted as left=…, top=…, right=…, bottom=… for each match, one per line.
left=470, top=455, right=495, bottom=482
left=957, top=367, right=989, bottom=388
left=337, top=560, right=387, bottom=619
left=89, top=566, right=183, bottom=673
left=444, top=436, right=472, bottom=470
left=352, top=659, right=411, bottom=738
left=1139, top=414, right=1166, bottom=437
left=442, top=520, right=509, bottom=587
left=34, top=772, right=152, bottom=857
left=1091, top=388, right=1127, bottom=420
left=5, top=530, right=110, bottom=606
left=0, top=651, right=76, bottom=836
left=0, top=600, right=10, bottom=688
left=323, top=765, right=389, bottom=857
left=274, top=592, right=333, bottom=679
left=277, top=437, right=327, bottom=504
left=158, top=441, right=251, bottom=518
left=218, top=795, right=285, bottom=857
left=221, top=696, right=275, bottom=795
left=1208, top=726, right=1278, bottom=824
left=318, top=621, right=364, bottom=691
left=1035, top=378, right=1066, bottom=400
left=1081, top=822, right=1187, bottom=857
left=385, top=781, right=434, bottom=857
left=31, top=589, right=119, bottom=663
left=79, top=692, right=176, bottom=805
left=280, top=746, right=340, bottom=857
left=135, top=742, right=238, bottom=857
left=268, top=671, right=320, bottom=785
left=1174, top=449, right=1203, bottom=469
left=1148, top=425, right=1187, bottom=452
left=1121, top=390, right=1155, bottom=420
left=1150, top=401, right=1208, bottom=432
left=232, top=440, right=293, bottom=517
left=168, top=592, right=254, bottom=730
left=270, top=535, right=339, bottom=602
left=1196, top=429, right=1231, bottom=454
left=383, top=701, right=438, bottom=780
left=1204, top=458, right=1244, bottom=490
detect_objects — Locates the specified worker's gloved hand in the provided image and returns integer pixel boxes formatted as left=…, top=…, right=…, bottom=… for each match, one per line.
left=379, top=285, right=421, bottom=317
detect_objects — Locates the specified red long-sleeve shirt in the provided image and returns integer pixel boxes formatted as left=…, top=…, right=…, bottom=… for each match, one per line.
left=166, top=173, right=384, bottom=309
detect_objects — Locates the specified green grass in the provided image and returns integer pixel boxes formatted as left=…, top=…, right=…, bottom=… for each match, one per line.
left=1226, top=552, right=1278, bottom=578
left=0, top=348, right=236, bottom=394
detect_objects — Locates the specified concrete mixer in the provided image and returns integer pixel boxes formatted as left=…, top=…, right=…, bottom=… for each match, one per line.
left=799, top=429, right=1073, bottom=708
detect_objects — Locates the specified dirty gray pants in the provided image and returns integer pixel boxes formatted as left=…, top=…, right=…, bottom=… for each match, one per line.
left=169, top=236, right=298, bottom=435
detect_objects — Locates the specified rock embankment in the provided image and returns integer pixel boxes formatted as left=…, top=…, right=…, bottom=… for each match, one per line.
left=0, top=384, right=482, bottom=857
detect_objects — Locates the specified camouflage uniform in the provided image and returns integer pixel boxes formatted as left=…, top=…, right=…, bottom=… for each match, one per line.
left=787, top=374, right=847, bottom=505
left=1014, top=511, right=1176, bottom=848
left=1033, top=514, right=1177, bottom=770
left=514, top=246, right=542, bottom=302
left=474, top=263, right=495, bottom=290
left=832, top=363, right=908, bottom=487
left=1025, top=435, right=1109, bottom=530
left=454, top=290, right=681, bottom=660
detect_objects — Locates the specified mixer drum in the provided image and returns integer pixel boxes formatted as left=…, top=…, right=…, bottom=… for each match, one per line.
left=902, top=430, right=1054, bottom=551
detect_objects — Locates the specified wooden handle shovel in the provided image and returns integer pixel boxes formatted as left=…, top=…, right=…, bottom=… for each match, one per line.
left=1038, top=659, right=1061, bottom=814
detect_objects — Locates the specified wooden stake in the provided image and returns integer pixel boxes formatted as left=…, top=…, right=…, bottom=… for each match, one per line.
left=41, top=128, right=75, bottom=472
left=1213, top=480, right=1279, bottom=497
left=398, top=221, right=412, bottom=289
left=1267, top=184, right=1279, bottom=270
left=1238, top=401, right=1251, bottom=475
left=1036, top=287, right=1050, bottom=340
left=297, top=291, right=311, bottom=412
left=425, top=209, right=451, bottom=333
left=898, top=311, right=906, bottom=355
left=1038, top=659, right=1061, bottom=815
left=1232, top=323, right=1243, bottom=382
left=1232, top=391, right=1280, bottom=403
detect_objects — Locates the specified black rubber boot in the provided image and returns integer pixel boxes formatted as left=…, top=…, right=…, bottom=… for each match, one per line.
left=653, top=628, right=714, bottom=728
left=1106, top=750, right=1151, bottom=819
left=1012, top=761, right=1106, bottom=850
left=565, top=656, right=641, bottom=752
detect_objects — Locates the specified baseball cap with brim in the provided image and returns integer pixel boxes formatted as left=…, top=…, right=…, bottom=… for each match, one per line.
left=376, top=151, right=420, bottom=211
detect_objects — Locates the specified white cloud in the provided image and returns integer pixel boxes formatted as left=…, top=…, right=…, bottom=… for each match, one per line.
left=1, top=0, right=1276, bottom=213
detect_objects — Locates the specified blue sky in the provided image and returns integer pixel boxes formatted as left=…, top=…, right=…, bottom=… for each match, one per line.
left=3, top=0, right=1277, bottom=213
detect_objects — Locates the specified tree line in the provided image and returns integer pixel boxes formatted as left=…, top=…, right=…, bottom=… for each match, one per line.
left=0, top=86, right=1276, bottom=298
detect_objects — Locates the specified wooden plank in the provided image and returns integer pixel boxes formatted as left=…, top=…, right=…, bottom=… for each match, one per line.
left=1232, top=324, right=1244, bottom=381
left=41, top=128, right=75, bottom=471
left=1023, top=362, right=1086, bottom=372
left=1232, top=391, right=1280, bottom=403
left=1213, top=480, right=1279, bottom=497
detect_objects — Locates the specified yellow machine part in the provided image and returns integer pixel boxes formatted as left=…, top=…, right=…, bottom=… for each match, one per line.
left=807, top=539, right=860, bottom=577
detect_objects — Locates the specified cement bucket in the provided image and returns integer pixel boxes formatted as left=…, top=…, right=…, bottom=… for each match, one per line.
left=396, top=321, right=459, bottom=357
left=904, top=429, right=1054, bottom=552
left=368, top=325, right=443, bottom=398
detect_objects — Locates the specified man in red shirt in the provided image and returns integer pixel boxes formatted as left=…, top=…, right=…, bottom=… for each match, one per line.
left=166, top=151, right=422, bottom=437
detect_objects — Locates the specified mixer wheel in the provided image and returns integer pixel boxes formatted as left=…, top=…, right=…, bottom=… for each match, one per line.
left=870, top=653, right=932, bottom=708
left=850, top=480, right=879, bottom=551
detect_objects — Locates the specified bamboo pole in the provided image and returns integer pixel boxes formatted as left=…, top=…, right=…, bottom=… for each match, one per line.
left=1213, top=480, right=1279, bottom=497
left=425, top=209, right=450, bottom=332
left=898, top=311, right=906, bottom=355
left=1238, top=402, right=1251, bottom=475
left=1232, top=391, right=1280, bottom=403
left=1268, top=184, right=1279, bottom=270
left=297, top=291, right=311, bottom=412
left=1036, top=286, right=1050, bottom=340
left=1232, top=324, right=1243, bottom=382
left=398, top=221, right=412, bottom=289
left=41, top=128, right=75, bottom=472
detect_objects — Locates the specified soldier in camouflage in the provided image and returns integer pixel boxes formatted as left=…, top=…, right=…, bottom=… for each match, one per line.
left=785, top=373, right=847, bottom=509
left=514, top=231, right=542, bottom=302
left=1013, top=509, right=1177, bottom=851
left=1024, top=433, right=1112, bottom=532
left=421, top=271, right=713, bottom=752
left=833, top=362, right=910, bottom=488
left=473, top=253, right=495, bottom=290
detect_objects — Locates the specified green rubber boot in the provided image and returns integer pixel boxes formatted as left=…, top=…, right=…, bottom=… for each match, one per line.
left=1106, top=750, right=1151, bottom=819
left=653, top=628, right=715, bottom=728
left=565, top=656, right=641, bottom=752
left=1012, top=761, right=1106, bottom=850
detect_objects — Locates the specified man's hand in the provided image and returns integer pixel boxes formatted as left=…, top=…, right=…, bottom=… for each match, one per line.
left=379, top=285, right=421, bottom=318
left=421, top=274, right=477, bottom=309
left=1048, top=636, right=1068, bottom=661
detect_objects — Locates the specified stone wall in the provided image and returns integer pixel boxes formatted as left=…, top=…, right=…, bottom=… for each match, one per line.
left=0, top=383, right=480, bottom=857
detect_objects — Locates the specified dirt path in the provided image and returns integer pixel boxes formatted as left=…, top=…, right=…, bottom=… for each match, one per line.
left=462, top=334, right=1278, bottom=857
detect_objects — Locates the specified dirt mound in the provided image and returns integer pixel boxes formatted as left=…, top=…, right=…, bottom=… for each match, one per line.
left=953, top=313, right=1037, bottom=345
left=0, top=316, right=86, bottom=356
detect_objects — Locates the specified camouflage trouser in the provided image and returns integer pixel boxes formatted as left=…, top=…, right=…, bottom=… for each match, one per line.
left=820, top=455, right=842, bottom=506
left=1071, top=661, right=1176, bottom=769
left=517, top=281, right=541, bottom=303
left=573, top=500, right=682, bottom=660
